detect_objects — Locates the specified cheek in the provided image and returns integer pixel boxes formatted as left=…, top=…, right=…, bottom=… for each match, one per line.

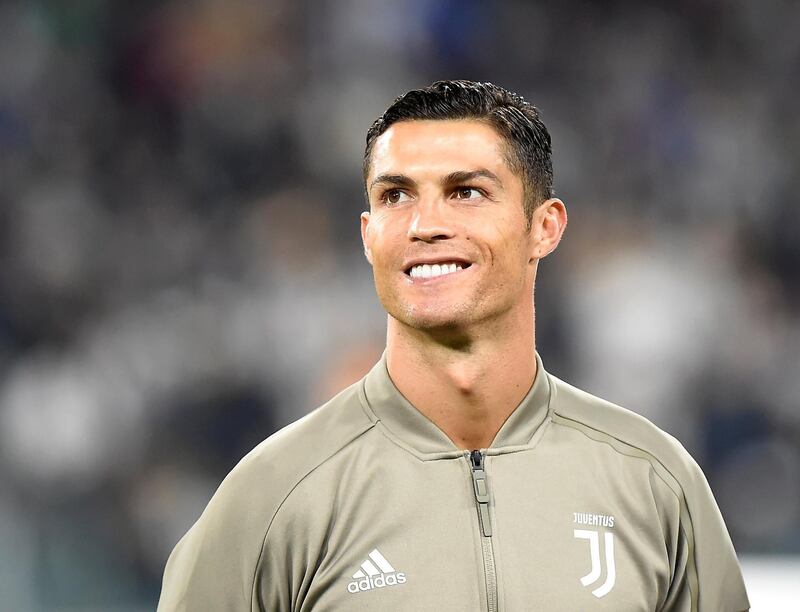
left=476, top=221, right=516, bottom=264
left=372, top=217, right=407, bottom=256
left=369, top=232, right=403, bottom=275
left=484, top=230, right=531, bottom=276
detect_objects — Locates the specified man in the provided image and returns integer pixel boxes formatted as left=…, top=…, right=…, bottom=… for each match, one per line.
left=158, top=81, right=749, bottom=611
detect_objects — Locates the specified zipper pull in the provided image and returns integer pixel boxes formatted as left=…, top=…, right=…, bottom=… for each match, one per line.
left=469, top=450, right=492, bottom=537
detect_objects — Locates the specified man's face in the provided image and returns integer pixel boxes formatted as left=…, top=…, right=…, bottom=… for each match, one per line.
left=361, top=119, right=540, bottom=332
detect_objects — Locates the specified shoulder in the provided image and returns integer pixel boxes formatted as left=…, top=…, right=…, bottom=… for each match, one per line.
left=546, top=372, right=705, bottom=499
left=544, top=373, right=750, bottom=610
left=158, top=379, right=377, bottom=609
left=218, top=378, right=376, bottom=512
left=183, top=377, right=377, bottom=552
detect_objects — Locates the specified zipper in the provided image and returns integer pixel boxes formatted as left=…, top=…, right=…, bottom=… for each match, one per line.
left=469, top=450, right=498, bottom=612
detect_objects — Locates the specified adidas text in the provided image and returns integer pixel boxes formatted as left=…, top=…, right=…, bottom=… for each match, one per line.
left=347, top=572, right=407, bottom=593
left=347, top=548, right=406, bottom=594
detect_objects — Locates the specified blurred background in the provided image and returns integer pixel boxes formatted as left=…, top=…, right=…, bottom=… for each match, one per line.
left=0, top=0, right=798, bottom=609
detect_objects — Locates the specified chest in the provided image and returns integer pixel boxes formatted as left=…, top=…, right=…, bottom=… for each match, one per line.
left=283, top=450, right=670, bottom=611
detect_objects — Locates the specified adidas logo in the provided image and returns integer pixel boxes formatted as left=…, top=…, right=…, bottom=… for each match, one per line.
left=346, top=548, right=407, bottom=594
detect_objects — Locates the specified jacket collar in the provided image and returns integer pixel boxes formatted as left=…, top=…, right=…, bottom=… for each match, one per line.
left=359, top=351, right=553, bottom=459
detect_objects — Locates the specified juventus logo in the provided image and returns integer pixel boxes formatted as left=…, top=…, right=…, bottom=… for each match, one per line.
left=573, top=529, right=616, bottom=598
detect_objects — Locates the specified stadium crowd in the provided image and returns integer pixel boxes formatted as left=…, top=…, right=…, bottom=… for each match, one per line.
left=0, top=0, right=798, bottom=608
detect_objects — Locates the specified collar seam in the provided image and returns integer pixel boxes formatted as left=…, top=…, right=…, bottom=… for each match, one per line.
left=374, top=421, right=466, bottom=461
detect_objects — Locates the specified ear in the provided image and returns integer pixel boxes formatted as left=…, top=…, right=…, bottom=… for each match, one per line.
left=529, top=198, right=567, bottom=261
left=360, top=211, right=373, bottom=265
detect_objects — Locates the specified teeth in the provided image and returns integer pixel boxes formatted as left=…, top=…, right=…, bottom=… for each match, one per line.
left=409, top=262, right=464, bottom=279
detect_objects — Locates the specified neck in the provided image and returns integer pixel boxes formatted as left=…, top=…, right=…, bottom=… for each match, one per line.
left=385, top=306, right=537, bottom=450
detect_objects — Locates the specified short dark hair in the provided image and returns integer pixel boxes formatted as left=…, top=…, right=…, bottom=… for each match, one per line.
left=363, top=80, right=554, bottom=224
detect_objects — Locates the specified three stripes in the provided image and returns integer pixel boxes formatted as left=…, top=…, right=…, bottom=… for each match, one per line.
left=352, top=548, right=397, bottom=579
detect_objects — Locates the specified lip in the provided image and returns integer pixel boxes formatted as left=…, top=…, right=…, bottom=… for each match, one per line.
left=406, top=266, right=472, bottom=284
left=403, top=261, right=474, bottom=284
left=402, top=256, right=473, bottom=275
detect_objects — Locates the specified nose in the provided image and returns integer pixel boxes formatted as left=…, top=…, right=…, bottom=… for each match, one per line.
left=407, top=197, right=455, bottom=242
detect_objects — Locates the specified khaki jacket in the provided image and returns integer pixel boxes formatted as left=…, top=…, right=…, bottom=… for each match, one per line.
left=158, top=353, right=749, bottom=611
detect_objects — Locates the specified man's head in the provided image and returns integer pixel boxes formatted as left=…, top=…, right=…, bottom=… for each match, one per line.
left=364, top=80, right=554, bottom=227
left=360, top=81, right=566, bottom=335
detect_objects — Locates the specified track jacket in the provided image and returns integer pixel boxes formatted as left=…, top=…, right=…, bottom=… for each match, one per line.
left=158, top=353, right=749, bottom=611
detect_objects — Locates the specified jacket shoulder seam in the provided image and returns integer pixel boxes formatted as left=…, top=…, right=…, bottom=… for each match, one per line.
left=550, top=411, right=700, bottom=610
left=550, top=411, right=683, bottom=495
left=248, top=420, right=376, bottom=609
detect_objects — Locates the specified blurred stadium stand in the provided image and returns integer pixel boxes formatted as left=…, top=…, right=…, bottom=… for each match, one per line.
left=0, top=0, right=797, bottom=608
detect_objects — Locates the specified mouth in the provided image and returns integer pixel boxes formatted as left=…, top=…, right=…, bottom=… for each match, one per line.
left=404, top=260, right=473, bottom=280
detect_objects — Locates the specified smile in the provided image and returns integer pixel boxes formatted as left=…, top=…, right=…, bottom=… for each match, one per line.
left=407, top=262, right=471, bottom=279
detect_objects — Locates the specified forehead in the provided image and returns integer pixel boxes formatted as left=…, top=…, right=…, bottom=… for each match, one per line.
left=368, top=119, right=511, bottom=181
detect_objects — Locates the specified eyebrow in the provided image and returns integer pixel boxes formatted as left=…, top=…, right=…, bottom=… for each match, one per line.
left=369, top=174, right=418, bottom=191
left=440, top=169, right=503, bottom=188
left=369, top=169, right=502, bottom=191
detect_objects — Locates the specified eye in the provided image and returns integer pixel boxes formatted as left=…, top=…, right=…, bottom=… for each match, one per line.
left=381, top=189, right=411, bottom=205
left=453, top=187, right=483, bottom=200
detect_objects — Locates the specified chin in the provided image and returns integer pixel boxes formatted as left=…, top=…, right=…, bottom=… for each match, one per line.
left=392, top=303, right=474, bottom=332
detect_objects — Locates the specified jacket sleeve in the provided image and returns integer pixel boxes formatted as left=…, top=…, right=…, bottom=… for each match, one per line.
left=656, top=451, right=749, bottom=612
left=156, top=452, right=289, bottom=611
